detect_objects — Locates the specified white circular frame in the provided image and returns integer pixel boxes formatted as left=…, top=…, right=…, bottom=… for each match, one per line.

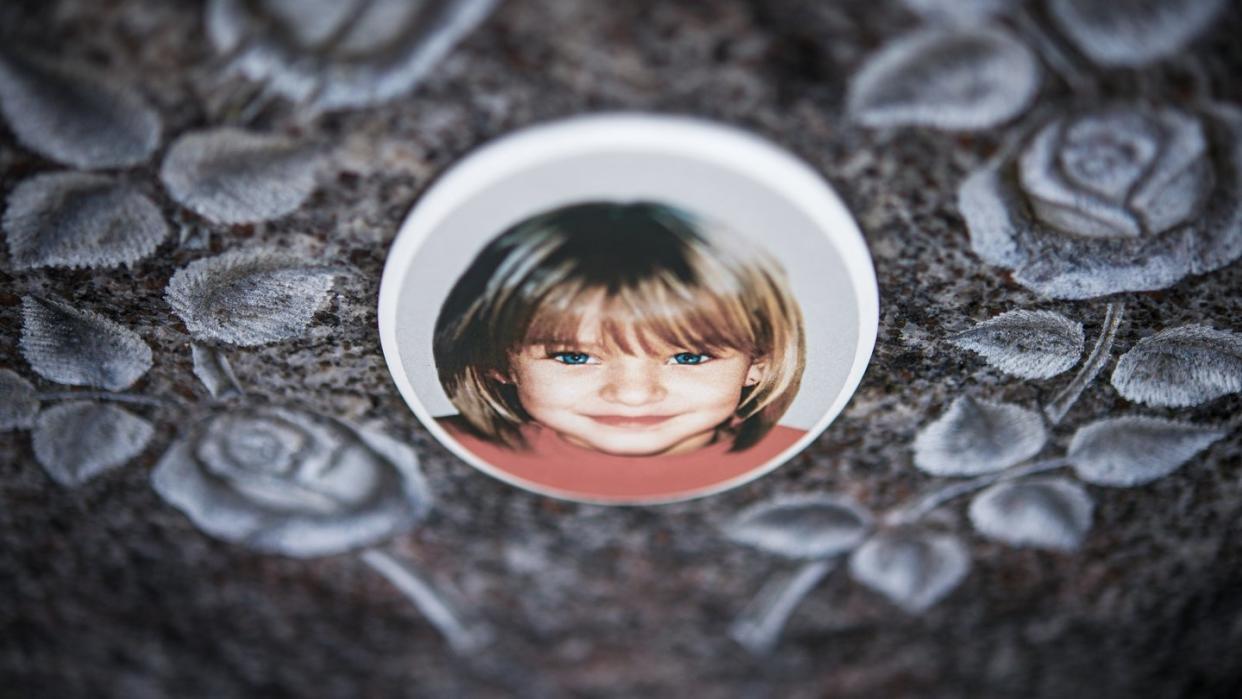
left=378, top=113, right=878, bottom=505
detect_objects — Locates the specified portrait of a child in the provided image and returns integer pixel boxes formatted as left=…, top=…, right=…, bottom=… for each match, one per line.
left=431, top=201, right=808, bottom=501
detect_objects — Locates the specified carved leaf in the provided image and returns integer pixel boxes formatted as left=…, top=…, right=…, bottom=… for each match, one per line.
left=3, top=172, right=168, bottom=270
left=725, top=495, right=873, bottom=559
left=1068, top=416, right=1228, bottom=487
left=0, top=50, right=161, bottom=169
left=1111, top=325, right=1242, bottom=408
left=165, top=249, right=337, bottom=346
left=160, top=128, right=320, bottom=225
left=913, top=396, right=1047, bottom=476
left=848, top=530, right=970, bottom=613
left=1048, top=0, right=1227, bottom=67
left=32, top=401, right=154, bottom=487
left=20, top=295, right=153, bottom=391
left=847, top=25, right=1040, bottom=131
left=0, top=369, right=38, bottom=430
left=968, top=477, right=1093, bottom=551
left=951, top=310, right=1084, bottom=379
left=191, top=343, right=244, bottom=398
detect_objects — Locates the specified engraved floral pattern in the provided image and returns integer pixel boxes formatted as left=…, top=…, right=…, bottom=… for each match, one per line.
left=0, top=0, right=1238, bottom=678
left=725, top=0, right=1239, bottom=656
left=152, top=406, right=430, bottom=558
left=206, top=0, right=498, bottom=112
left=960, top=104, right=1242, bottom=299
left=0, top=2, right=499, bottom=656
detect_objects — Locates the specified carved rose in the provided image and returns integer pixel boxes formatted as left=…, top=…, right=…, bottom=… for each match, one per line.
left=152, top=406, right=429, bottom=558
left=205, top=0, right=498, bottom=112
left=960, top=103, right=1242, bottom=299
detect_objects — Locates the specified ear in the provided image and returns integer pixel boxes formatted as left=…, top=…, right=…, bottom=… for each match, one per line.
left=744, top=359, right=768, bottom=387
left=487, top=368, right=512, bottom=385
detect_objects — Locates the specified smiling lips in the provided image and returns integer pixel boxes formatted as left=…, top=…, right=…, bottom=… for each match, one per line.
left=586, top=414, right=676, bottom=428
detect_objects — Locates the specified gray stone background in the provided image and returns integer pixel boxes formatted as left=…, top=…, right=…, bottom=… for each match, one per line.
left=2, top=0, right=1241, bottom=697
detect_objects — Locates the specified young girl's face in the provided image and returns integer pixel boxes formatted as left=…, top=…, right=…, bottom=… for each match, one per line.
left=505, top=306, right=765, bottom=457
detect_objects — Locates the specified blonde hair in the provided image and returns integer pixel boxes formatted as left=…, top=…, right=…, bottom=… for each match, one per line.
left=433, top=202, right=806, bottom=451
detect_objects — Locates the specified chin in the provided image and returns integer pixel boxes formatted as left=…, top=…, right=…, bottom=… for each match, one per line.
left=581, top=433, right=696, bottom=457
left=592, top=443, right=677, bottom=457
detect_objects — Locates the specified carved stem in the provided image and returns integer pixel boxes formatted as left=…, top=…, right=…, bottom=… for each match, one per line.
left=235, top=82, right=282, bottom=125
left=314, top=0, right=377, bottom=52
left=1176, top=55, right=1214, bottom=102
left=730, top=558, right=836, bottom=655
left=35, top=391, right=187, bottom=409
left=1013, top=6, right=1095, bottom=94
left=1045, top=302, right=1125, bottom=425
left=361, top=549, right=493, bottom=654
left=191, top=343, right=245, bottom=399
left=889, top=458, right=1070, bottom=525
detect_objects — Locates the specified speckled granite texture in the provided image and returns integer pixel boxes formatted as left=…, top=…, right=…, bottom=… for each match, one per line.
left=2, top=1, right=1242, bottom=697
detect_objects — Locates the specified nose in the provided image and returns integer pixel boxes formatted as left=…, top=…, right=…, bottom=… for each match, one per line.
left=599, top=358, right=667, bottom=407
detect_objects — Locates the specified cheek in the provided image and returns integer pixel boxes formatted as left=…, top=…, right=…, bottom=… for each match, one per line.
left=667, top=364, right=750, bottom=407
left=512, top=363, right=597, bottom=409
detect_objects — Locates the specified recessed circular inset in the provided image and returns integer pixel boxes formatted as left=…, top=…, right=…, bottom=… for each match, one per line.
left=379, top=114, right=877, bottom=505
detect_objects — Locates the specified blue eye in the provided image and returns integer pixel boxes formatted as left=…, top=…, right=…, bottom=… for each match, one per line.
left=552, top=352, right=593, bottom=365
left=671, top=352, right=710, bottom=365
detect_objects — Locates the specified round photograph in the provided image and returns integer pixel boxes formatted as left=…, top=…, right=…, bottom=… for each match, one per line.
left=378, top=114, right=877, bottom=504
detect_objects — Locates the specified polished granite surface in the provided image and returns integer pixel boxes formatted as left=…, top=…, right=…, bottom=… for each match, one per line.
left=2, top=1, right=1241, bottom=696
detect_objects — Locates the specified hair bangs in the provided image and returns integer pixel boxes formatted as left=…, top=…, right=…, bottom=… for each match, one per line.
left=521, top=272, right=764, bottom=359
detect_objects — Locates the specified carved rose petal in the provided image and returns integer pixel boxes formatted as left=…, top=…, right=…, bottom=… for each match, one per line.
left=1019, top=111, right=1165, bottom=239
left=1129, top=110, right=1213, bottom=236
left=1059, top=113, right=1160, bottom=201
left=152, top=407, right=430, bottom=558
left=960, top=103, right=1242, bottom=299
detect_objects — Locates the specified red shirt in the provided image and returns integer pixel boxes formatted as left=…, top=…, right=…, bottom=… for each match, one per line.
left=436, top=417, right=807, bottom=503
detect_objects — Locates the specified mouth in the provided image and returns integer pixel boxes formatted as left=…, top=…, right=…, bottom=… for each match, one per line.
left=586, top=414, right=676, bottom=428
